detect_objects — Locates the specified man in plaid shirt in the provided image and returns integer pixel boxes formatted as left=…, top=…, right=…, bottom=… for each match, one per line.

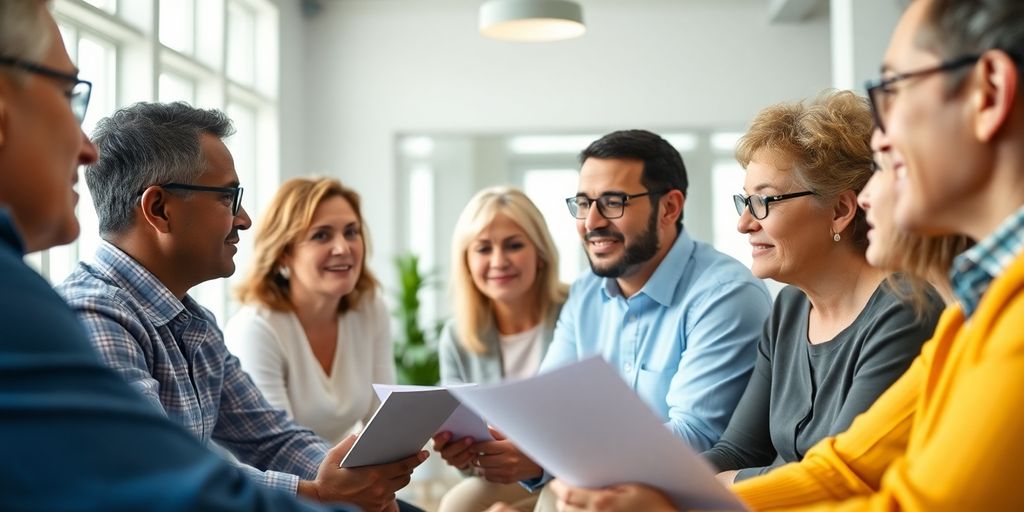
left=58, top=101, right=423, bottom=512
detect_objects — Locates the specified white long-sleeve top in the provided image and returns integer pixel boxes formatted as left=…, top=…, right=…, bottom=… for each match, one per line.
left=224, top=296, right=395, bottom=445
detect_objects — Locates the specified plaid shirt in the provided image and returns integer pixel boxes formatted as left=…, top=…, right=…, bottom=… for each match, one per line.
left=951, top=205, right=1024, bottom=319
left=57, top=242, right=330, bottom=495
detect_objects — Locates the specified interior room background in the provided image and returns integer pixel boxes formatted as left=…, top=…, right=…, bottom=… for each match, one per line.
left=38, top=0, right=900, bottom=331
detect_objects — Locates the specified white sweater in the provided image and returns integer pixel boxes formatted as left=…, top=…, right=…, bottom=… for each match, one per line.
left=224, top=297, right=395, bottom=445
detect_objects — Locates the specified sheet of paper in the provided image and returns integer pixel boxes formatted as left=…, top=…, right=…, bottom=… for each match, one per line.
left=450, top=356, right=748, bottom=511
left=371, top=383, right=491, bottom=441
left=340, top=388, right=458, bottom=468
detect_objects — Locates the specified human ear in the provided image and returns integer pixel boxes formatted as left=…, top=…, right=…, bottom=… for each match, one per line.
left=139, top=186, right=173, bottom=234
left=660, top=190, right=685, bottom=226
left=972, top=50, right=1018, bottom=143
left=831, top=189, right=859, bottom=235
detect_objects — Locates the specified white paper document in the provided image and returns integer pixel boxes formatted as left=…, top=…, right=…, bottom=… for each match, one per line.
left=449, top=356, right=748, bottom=511
left=339, top=384, right=491, bottom=468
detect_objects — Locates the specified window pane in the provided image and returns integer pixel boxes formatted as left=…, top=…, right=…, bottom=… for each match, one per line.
left=523, top=169, right=583, bottom=284
left=407, top=165, right=436, bottom=329
left=77, top=34, right=116, bottom=134
left=224, top=102, right=256, bottom=318
left=74, top=34, right=116, bottom=271
left=226, top=1, right=255, bottom=85
left=58, top=24, right=78, bottom=61
left=160, top=0, right=195, bottom=55
left=509, top=135, right=599, bottom=155
left=159, top=72, right=196, bottom=104
left=408, top=165, right=435, bottom=269
left=82, top=0, right=117, bottom=14
left=711, top=159, right=749, bottom=268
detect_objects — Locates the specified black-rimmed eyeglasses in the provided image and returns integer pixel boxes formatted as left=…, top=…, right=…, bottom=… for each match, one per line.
left=161, top=183, right=244, bottom=216
left=865, top=54, right=980, bottom=133
left=0, top=56, right=92, bottom=125
left=733, top=191, right=815, bottom=220
left=565, top=190, right=663, bottom=219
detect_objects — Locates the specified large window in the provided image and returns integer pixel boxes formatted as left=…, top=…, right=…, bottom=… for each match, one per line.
left=35, top=0, right=281, bottom=324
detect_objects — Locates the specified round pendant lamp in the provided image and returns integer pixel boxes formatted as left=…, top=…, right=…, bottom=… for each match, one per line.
left=479, top=0, right=586, bottom=42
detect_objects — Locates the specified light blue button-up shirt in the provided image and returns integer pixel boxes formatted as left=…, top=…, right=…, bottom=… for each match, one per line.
left=541, top=229, right=771, bottom=451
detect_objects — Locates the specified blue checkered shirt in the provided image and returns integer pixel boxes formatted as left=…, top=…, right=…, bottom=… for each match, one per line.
left=57, top=242, right=331, bottom=495
left=951, top=205, right=1024, bottom=318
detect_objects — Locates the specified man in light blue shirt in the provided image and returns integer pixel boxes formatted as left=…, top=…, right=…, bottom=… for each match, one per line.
left=458, top=130, right=771, bottom=493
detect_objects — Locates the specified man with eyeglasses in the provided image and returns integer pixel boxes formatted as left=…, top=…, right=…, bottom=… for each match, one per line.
left=0, top=1, right=358, bottom=510
left=55, top=101, right=425, bottom=512
left=457, top=130, right=771, bottom=502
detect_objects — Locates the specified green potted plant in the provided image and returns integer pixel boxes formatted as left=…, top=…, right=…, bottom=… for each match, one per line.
left=392, top=252, right=442, bottom=386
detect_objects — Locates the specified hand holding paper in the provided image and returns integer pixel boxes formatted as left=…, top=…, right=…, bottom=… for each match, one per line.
left=449, top=356, right=748, bottom=511
left=470, top=427, right=544, bottom=484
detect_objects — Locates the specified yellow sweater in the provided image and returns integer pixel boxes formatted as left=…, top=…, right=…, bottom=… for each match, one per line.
left=732, top=252, right=1024, bottom=511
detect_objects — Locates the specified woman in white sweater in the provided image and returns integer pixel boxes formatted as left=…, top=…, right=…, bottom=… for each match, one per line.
left=226, top=177, right=394, bottom=445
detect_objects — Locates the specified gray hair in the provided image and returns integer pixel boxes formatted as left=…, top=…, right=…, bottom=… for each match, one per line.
left=916, top=0, right=1024, bottom=66
left=86, top=102, right=235, bottom=235
left=0, top=0, right=52, bottom=81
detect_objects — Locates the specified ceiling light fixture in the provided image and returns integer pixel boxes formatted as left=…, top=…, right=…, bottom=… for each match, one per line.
left=479, top=0, right=586, bottom=42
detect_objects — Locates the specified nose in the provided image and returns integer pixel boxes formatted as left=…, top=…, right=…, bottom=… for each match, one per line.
left=583, top=202, right=608, bottom=233
left=332, top=235, right=351, bottom=255
left=490, top=247, right=509, bottom=268
left=79, top=130, right=99, bottom=166
left=736, top=206, right=760, bottom=235
left=871, top=127, right=890, bottom=154
left=235, top=205, right=252, bottom=230
left=858, top=174, right=878, bottom=211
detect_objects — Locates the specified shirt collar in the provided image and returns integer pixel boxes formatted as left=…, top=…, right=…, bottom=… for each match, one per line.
left=0, top=208, right=26, bottom=256
left=94, top=241, right=189, bottom=326
left=950, top=204, right=1024, bottom=318
left=601, top=229, right=694, bottom=307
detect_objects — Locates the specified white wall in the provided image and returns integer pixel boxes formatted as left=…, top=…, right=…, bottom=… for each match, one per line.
left=831, top=0, right=902, bottom=90
left=296, top=0, right=833, bottom=288
left=274, top=0, right=307, bottom=188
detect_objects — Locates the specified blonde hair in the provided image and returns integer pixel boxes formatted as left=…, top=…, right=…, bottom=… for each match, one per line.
left=886, top=232, right=971, bottom=312
left=736, top=89, right=875, bottom=249
left=451, top=187, right=569, bottom=355
left=236, top=177, right=378, bottom=313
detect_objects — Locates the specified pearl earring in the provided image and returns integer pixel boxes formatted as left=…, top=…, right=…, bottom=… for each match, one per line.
left=278, top=266, right=291, bottom=279
left=833, top=232, right=841, bottom=242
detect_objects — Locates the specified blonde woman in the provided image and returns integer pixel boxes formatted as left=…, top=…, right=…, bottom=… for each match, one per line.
left=225, top=177, right=394, bottom=445
left=432, top=186, right=568, bottom=512
left=858, top=130, right=971, bottom=307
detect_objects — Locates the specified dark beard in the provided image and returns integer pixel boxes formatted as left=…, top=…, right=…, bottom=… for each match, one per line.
left=585, top=207, right=660, bottom=278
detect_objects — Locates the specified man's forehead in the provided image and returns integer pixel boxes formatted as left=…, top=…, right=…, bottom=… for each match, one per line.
left=578, top=157, right=644, bottom=191
left=882, top=0, right=933, bottom=71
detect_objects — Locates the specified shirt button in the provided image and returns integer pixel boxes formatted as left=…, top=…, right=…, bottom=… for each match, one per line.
left=624, top=362, right=633, bottom=372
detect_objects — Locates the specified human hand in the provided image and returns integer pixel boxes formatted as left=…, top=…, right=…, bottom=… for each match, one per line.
left=715, top=470, right=738, bottom=486
left=470, top=427, right=543, bottom=484
left=549, top=479, right=675, bottom=512
left=432, top=431, right=477, bottom=470
left=299, top=434, right=428, bottom=511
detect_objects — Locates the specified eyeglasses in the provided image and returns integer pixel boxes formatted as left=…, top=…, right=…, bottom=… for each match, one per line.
left=865, top=54, right=980, bottom=133
left=0, top=56, right=92, bottom=125
left=161, top=183, right=244, bottom=216
left=565, top=190, right=663, bottom=219
left=733, top=191, right=815, bottom=220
